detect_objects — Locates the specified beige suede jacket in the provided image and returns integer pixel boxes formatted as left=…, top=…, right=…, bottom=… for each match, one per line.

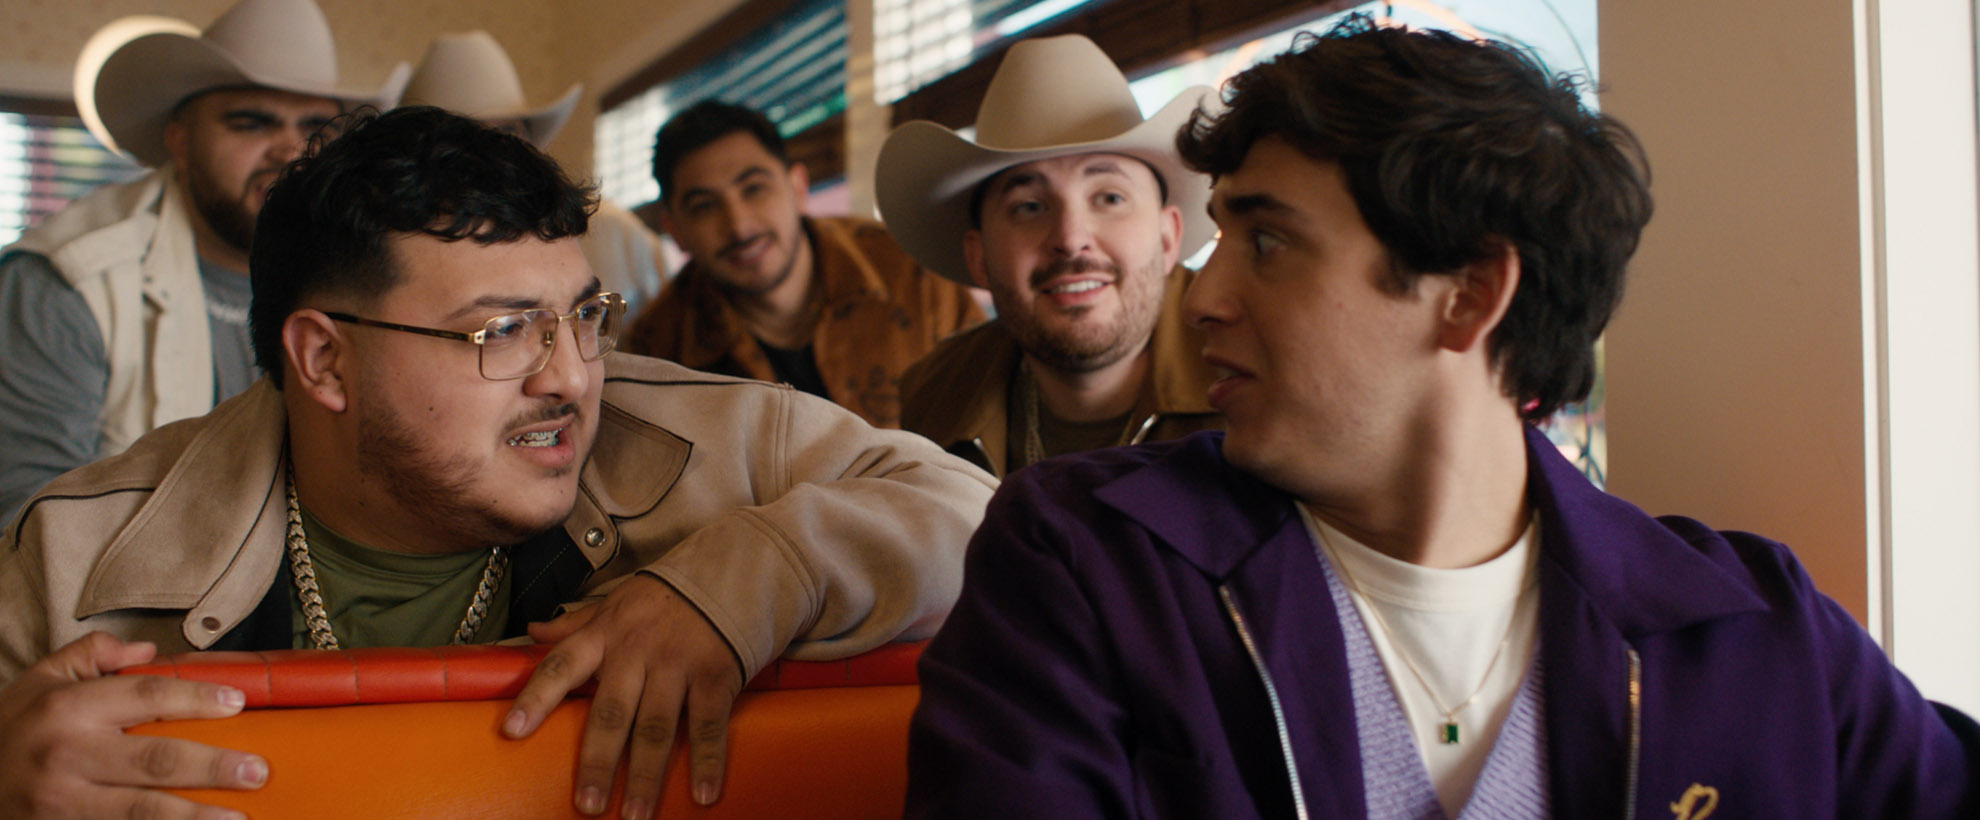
left=0, top=353, right=997, bottom=684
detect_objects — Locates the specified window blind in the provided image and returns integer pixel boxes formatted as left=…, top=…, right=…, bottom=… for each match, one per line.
left=0, top=111, right=141, bottom=247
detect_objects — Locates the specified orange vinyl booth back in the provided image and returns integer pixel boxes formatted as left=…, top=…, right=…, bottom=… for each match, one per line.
left=121, top=642, right=926, bottom=819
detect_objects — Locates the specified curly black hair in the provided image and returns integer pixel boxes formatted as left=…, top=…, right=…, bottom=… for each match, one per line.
left=249, top=105, right=597, bottom=387
left=1177, top=15, right=1653, bottom=420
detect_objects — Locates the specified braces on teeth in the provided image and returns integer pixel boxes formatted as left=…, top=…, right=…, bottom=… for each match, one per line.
left=508, top=429, right=561, bottom=447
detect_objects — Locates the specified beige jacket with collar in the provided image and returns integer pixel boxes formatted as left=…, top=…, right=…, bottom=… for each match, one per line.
left=8, top=167, right=217, bottom=458
left=0, top=354, right=996, bottom=683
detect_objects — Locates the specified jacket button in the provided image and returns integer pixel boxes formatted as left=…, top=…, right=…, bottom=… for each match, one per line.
left=584, top=528, right=605, bottom=547
left=201, top=616, right=221, bottom=631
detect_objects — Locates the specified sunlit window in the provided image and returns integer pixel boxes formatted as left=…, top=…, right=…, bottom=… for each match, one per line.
left=594, top=0, right=849, bottom=209
left=0, top=112, right=140, bottom=247
left=873, top=0, right=1096, bottom=103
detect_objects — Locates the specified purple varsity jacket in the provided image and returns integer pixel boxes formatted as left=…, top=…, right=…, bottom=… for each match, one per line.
left=906, top=429, right=1980, bottom=819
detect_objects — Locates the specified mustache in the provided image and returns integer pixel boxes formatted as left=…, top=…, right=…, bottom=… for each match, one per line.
left=244, top=166, right=284, bottom=196
left=1029, top=256, right=1120, bottom=290
left=718, top=232, right=770, bottom=257
left=505, top=402, right=580, bottom=433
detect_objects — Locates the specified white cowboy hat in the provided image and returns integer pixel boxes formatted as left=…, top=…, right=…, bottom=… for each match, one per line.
left=401, top=30, right=582, bottom=149
left=74, top=15, right=201, bottom=159
left=84, top=0, right=410, bottom=168
left=875, top=34, right=1216, bottom=286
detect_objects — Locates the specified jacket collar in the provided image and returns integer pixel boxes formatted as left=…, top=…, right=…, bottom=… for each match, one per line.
left=666, top=217, right=886, bottom=371
left=1095, top=432, right=1296, bottom=579
left=808, top=217, right=894, bottom=304
left=1520, top=424, right=1768, bottom=637
left=1140, top=265, right=1216, bottom=418
left=910, top=322, right=1022, bottom=474
left=76, top=379, right=289, bottom=618
left=1098, top=427, right=1768, bottom=637
left=915, top=264, right=1216, bottom=466
left=11, top=167, right=169, bottom=266
left=569, top=363, right=693, bottom=522
left=558, top=374, right=692, bottom=572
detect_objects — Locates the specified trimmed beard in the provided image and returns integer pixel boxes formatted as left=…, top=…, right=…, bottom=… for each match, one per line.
left=354, top=397, right=580, bottom=548
left=994, top=253, right=1167, bottom=375
left=710, top=223, right=807, bottom=297
left=183, top=163, right=259, bottom=253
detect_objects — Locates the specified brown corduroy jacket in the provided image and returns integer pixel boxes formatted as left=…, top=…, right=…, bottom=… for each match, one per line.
left=623, top=216, right=983, bottom=429
left=899, top=265, right=1222, bottom=478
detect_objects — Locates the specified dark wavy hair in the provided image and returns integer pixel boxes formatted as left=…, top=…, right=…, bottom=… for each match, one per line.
left=249, top=105, right=596, bottom=387
left=652, top=99, right=789, bottom=203
left=1176, top=16, right=1653, bottom=421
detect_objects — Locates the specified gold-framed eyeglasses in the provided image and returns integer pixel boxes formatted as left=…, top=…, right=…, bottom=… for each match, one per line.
left=325, top=292, right=626, bottom=380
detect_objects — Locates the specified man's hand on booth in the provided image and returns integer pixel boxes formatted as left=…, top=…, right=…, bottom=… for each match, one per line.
left=0, top=632, right=266, bottom=820
left=505, top=574, right=744, bottom=820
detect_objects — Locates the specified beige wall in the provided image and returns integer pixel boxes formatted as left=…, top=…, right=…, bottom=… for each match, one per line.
left=1, top=0, right=233, bottom=95
left=1601, top=2, right=1870, bottom=621
left=549, top=0, right=752, bottom=181
left=0, top=0, right=745, bottom=179
left=2, top=0, right=1887, bottom=620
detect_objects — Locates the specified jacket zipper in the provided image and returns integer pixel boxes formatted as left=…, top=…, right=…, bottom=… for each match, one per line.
left=1218, top=585, right=1311, bottom=820
left=1623, top=647, right=1642, bottom=820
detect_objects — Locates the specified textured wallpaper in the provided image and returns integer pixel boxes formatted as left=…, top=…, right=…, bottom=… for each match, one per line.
left=4, top=0, right=234, bottom=74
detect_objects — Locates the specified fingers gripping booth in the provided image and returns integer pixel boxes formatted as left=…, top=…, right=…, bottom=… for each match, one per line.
left=120, top=642, right=925, bottom=818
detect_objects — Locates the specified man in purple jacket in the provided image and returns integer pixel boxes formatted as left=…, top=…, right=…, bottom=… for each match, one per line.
left=905, top=16, right=1980, bottom=820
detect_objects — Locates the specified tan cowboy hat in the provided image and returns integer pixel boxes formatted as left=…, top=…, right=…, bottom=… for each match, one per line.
left=402, top=31, right=582, bottom=149
left=875, top=34, right=1216, bottom=286
left=85, top=0, right=410, bottom=168
left=74, top=15, right=201, bottom=159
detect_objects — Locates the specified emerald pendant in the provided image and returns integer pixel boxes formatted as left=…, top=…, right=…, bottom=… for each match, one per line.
left=1440, top=722, right=1460, bottom=744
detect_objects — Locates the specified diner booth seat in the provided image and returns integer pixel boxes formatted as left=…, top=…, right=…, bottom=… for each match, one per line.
left=121, top=641, right=925, bottom=819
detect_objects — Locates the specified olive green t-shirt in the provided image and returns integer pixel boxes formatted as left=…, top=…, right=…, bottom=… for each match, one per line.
left=287, top=505, right=512, bottom=648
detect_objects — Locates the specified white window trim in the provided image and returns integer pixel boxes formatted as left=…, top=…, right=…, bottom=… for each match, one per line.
left=1861, top=0, right=1980, bottom=714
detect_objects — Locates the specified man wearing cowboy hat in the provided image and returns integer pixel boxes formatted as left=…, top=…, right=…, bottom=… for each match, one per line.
left=0, top=0, right=408, bottom=523
left=401, top=29, right=676, bottom=317
left=877, top=34, right=1222, bottom=478
left=906, top=20, right=1980, bottom=818
left=0, top=106, right=992, bottom=820
left=622, top=100, right=984, bottom=429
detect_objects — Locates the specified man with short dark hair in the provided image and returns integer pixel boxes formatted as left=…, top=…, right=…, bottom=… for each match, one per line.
left=878, top=34, right=1221, bottom=478
left=0, top=0, right=409, bottom=522
left=906, top=19, right=1979, bottom=818
left=0, top=107, right=993, bottom=820
left=621, top=100, right=981, bottom=428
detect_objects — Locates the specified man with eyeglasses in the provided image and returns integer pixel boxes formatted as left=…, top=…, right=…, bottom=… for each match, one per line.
left=0, top=107, right=996, bottom=820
